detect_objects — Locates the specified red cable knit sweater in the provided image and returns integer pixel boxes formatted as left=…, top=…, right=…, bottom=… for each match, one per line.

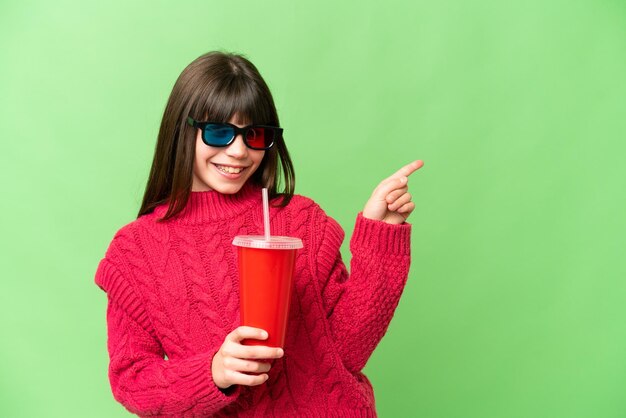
left=95, top=184, right=412, bottom=417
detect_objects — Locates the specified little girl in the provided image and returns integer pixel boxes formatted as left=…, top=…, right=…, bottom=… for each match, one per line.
left=95, top=51, right=423, bottom=417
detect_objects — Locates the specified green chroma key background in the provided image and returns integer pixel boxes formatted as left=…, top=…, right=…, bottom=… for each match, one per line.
left=1, top=1, right=625, bottom=417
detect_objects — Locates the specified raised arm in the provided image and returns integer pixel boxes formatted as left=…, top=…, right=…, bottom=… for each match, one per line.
left=312, top=160, right=421, bottom=374
left=312, top=210, right=411, bottom=374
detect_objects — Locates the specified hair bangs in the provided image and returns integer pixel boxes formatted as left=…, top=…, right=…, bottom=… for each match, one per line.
left=196, top=77, right=272, bottom=126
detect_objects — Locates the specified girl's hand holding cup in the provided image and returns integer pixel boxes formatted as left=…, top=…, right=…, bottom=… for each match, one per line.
left=212, top=326, right=284, bottom=389
left=362, top=160, right=424, bottom=225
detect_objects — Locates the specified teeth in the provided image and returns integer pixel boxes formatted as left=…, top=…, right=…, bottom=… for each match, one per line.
left=216, top=165, right=243, bottom=174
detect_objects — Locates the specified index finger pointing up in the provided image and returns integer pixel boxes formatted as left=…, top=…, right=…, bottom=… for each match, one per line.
left=390, top=160, right=424, bottom=180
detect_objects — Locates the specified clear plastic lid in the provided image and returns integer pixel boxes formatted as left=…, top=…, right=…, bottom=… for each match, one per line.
left=232, top=235, right=303, bottom=250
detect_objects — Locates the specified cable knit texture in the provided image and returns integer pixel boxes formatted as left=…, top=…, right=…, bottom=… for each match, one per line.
left=94, top=183, right=412, bottom=417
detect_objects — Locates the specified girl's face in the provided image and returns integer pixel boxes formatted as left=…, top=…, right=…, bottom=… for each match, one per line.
left=191, top=114, right=265, bottom=194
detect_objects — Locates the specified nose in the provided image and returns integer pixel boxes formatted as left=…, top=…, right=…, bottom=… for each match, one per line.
left=225, top=134, right=248, bottom=159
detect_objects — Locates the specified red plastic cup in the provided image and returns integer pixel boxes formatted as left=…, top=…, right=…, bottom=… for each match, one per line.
left=232, top=235, right=303, bottom=348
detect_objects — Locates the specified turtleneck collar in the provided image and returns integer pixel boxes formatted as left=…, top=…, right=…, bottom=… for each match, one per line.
left=153, top=182, right=262, bottom=225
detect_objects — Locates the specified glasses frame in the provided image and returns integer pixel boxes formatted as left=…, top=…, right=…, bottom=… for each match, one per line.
left=187, top=117, right=280, bottom=150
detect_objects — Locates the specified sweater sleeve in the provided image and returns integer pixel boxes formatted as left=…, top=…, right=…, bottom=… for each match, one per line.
left=96, top=258, right=241, bottom=417
left=313, top=210, right=411, bottom=374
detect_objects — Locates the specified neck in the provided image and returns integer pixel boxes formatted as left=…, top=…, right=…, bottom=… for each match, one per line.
left=153, top=183, right=261, bottom=224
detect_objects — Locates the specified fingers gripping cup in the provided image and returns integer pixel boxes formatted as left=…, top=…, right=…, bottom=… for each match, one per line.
left=233, top=235, right=303, bottom=348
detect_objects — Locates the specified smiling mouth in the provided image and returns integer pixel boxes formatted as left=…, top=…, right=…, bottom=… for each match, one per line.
left=214, top=164, right=246, bottom=174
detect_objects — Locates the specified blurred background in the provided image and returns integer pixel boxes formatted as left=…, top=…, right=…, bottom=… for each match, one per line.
left=1, top=0, right=625, bottom=417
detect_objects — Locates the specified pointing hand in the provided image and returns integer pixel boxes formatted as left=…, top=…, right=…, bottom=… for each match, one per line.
left=362, top=160, right=424, bottom=225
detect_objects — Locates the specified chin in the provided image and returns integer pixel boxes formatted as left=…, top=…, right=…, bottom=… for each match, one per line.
left=210, top=181, right=247, bottom=194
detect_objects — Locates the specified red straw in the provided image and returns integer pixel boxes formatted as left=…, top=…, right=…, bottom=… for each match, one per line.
left=262, top=188, right=270, bottom=241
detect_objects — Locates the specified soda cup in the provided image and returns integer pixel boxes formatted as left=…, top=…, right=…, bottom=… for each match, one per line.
left=232, top=235, right=303, bottom=348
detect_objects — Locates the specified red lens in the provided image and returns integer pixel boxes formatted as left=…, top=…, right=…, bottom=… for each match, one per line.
left=246, top=127, right=273, bottom=149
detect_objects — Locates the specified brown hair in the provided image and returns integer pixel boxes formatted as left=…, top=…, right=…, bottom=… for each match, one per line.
left=138, top=51, right=295, bottom=221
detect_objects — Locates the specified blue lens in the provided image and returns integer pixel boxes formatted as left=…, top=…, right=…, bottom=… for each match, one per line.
left=203, top=124, right=234, bottom=146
